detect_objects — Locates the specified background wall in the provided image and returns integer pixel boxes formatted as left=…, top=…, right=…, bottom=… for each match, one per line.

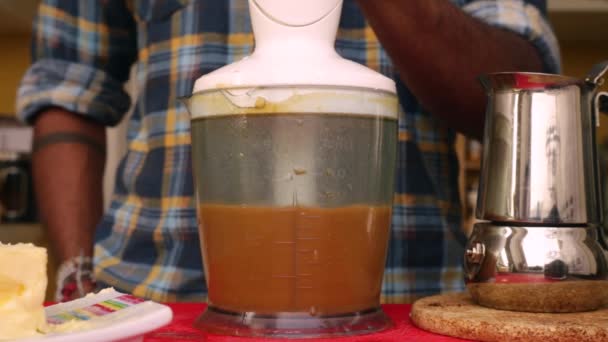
left=0, top=34, right=31, bottom=115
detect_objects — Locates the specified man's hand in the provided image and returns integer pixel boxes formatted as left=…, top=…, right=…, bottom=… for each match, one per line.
left=55, top=255, right=97, bottom=302
left=356, top=0, right=544, bottom=139
left=32, top=108, right=106, bottom=299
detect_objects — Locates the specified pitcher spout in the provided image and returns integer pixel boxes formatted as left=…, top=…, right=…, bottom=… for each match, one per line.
left=478, top=74, right=492, bottom=94
left=178, top=95, right=193, bottom=115
left=585, top=61, right=608, bottom=88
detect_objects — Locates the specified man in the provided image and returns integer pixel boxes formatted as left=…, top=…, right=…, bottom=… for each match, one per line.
left=17, top=0, right=559, bottom=302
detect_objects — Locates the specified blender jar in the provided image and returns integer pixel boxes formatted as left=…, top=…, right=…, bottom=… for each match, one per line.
left=188, top=86, right=398, bottom=337
left=185, top=0, right=399, bottom=337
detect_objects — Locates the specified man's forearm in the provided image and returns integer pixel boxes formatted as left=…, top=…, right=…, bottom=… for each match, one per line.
left=32, top=108, right=106, bottom=263
left=357, top=0, right=544, bottom=139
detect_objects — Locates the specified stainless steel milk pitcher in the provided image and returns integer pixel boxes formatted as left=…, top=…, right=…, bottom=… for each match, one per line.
left=476, top=61, right=608, bottom=225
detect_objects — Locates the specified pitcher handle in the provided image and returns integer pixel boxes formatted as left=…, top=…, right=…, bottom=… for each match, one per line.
left=596, top=92, right=608, bottom=128
left=595, top=91, right=608, bottom=251
left=600, top=92, right=608, bottom=114
left=586, top=61, right=608, bottom=86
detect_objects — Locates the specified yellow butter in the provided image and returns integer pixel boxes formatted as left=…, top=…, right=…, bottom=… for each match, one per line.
left=0, top=243, right=47, bottom=340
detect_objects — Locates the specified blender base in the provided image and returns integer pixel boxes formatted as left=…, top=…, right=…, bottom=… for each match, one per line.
left=194, top=305, right=393, bottom=338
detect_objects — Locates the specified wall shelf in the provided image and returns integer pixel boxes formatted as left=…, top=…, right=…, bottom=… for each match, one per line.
left=547, top=0, right=608, bottom=42
left=548, top=0, right=608, bottom=12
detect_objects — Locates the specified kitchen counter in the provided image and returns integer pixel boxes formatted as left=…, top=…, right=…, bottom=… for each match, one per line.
left=143, top=303, right=468, bottom=341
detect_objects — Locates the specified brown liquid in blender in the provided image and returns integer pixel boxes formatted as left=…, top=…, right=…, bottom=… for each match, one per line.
left=198, top=205, right=391, bottom=316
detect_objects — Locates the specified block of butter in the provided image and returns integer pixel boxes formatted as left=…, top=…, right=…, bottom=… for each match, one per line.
left=0, top=243, right=47, bottom=340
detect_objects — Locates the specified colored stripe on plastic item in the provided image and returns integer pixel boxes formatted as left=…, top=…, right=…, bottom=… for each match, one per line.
left=47, top=295, right=149, bottom=324
left=118, top=294, right=146, bottom=305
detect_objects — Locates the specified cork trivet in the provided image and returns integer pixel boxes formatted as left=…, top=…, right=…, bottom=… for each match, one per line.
left=411, top=293, right=608, bottom=342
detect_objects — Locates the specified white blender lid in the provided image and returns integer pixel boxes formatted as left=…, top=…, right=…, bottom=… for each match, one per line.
left=192, top=0, right=396, bottom=94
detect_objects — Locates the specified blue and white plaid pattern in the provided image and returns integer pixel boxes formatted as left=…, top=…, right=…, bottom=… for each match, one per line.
left=17, top=0, right=559, bottom=302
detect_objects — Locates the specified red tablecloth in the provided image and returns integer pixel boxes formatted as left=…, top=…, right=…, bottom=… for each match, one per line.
left=143, top=304, right=469, bottom=341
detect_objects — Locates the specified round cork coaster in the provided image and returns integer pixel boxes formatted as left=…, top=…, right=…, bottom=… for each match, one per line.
left=411, top=293, right=608, bottom=342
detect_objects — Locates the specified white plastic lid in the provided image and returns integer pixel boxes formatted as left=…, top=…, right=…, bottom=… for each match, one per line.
left=192, top=0, right=396, bottom=94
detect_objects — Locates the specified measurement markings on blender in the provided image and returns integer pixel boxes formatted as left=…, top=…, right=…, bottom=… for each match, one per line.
left=296, top=212, right=324, bottom=294
left=272, top=239, right=297, bottom=280
left=298, top=214, right=322, bottom=219
left=297, top=214, right=323, bottom=266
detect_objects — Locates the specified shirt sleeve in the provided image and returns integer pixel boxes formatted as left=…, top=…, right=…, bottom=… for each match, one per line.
left=462, top=0, right=561, bottom=74
left=16, top=0, right=137, bottom=126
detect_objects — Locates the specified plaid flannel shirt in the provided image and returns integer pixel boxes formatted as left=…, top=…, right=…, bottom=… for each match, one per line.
left=17, top=0, right=560, bottom=302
